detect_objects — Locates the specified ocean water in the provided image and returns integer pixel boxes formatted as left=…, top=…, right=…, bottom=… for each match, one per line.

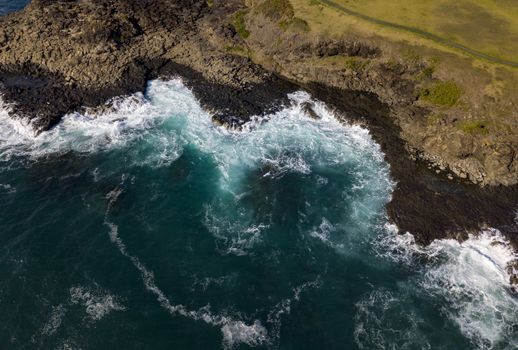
left=0, top=79, right=516, bottom=349
left=0, top=0, right=29, bottom=16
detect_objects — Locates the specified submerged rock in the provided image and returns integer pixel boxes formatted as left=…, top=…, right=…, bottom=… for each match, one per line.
left=301, top=101, right=320, bottom=120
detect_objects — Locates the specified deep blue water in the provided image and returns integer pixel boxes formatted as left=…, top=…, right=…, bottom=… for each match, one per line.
left=0, top=80, right=516, bottom=349
left=0, top=0, right=29, bottom=16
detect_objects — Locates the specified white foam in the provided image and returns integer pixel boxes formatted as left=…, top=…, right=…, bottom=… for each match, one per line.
left=354, top=289, right=431, bottom=350
left=2, top=78, right=395, bottom=346
left=268, top=278, right=321, bottom=324
left=1, top=79, right=393, bottom=201
left=0, top=88, right=184, bottom=169
left=105, top=184, right=324, bottom=349
left=375, top=226, right=518, bottom=349
left=203, top=203, right=269, bottom=256
left=40, top=304, right=66, bottom=336
left=56, top=340, right=80, bottom=350
left=104, top=188, right=269, bottom=349
left=0, top=183, right=15, bottom=193
left=422, top=230, right=518, bottom=349
left=69, top=285, right=125, bottom=321
left=191, top=274, right=235, bottom=292
left=309, top=218, right=344, bottom=249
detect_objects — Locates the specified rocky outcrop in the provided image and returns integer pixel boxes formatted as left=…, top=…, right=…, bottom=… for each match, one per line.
left=0, top=0, right=517, bottom=253
left=238, top=5, right=518, bottom=187
left=0, top=0, right=294, bottom=130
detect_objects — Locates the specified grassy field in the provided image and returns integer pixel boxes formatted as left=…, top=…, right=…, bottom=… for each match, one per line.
left=314, top=0, right=518, bottom=66
left=257, top=0, right=518, bottom=139
left=289, top=0, right=518, bottom=98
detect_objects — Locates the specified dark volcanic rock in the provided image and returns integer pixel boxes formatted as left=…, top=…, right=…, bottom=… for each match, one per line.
left=0, top=62, right=150, bottom=131
left=301, top=101, right=320, bottom=120
left=306, top=83, right=518, bottom=247
left=0, top=0, right=517, bottom=259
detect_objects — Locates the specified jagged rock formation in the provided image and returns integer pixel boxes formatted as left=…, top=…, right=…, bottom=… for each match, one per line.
left=0, top=0, right=517, bottom=250
left=0, top=0, right=294, bottom=130
left=239, top=3, right=518, bottom=187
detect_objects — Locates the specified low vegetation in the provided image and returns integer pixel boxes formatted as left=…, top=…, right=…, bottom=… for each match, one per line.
left=279, top=17, right=310, bottom=32
left=419, top=80, right=462, bottom=107
left=257, top=0, right=294, bottom=19
left=458, top=120, right=489, bottom=135
left=232, top=10, right=250, bottom=39
left=328, top=0, right=518, bottom=65
left=344, top=57, right=369, bottom=71
left=225, top=44, right=247, bottom=55
left=426, top=113, right=447, bottom=125
left=257, top=0, right=309, bottom=32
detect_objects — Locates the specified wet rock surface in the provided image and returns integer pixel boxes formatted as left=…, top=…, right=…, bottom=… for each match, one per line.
left=0, top=0, right=517, bottom=250
left=306, top=83, right=518, bottom=248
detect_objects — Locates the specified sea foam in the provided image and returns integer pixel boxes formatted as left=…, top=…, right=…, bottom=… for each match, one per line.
left=371, top=225, right=518, bottom=349
left=69, top=285, right=126, bottom=321
left=3, top=78, right=516, bottom=349
left=104, top=188, right=269, bottom=349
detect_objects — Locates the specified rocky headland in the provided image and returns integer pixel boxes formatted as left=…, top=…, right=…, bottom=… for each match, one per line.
left=0, top=0, right=517, bottom=273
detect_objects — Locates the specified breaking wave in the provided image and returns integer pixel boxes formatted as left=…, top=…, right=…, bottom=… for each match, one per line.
left=368, top=226, right=518, bottom=350
left=1, top=78, right=516, bottom=349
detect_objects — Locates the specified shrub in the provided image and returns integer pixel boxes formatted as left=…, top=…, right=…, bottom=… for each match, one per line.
left=344, top=57, right=370, bottom=71
left=419, top=65, right=435, bottom=79
left=458, top=120, right=489, bottom=135
left=279, top=17, right=310, bottom=32
left=419, top=80, right=462, bottom=106
left=233, top=10, right=250, bottom=39
left=258, top=0, right=294, bottom=20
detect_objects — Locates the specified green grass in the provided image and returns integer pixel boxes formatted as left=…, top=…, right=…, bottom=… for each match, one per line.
left=279, top=17, right=310, bottom=32
left=232, top=10, right=250, bottom=39
left=419, top=80, right=462, bottom=106
left=458, top=120, right=489, bottom=135
left=258, top=0, right=295, bottom=19
left=344, top=57, right=369, bottom=71
left=324, top=0, right=518, bottom=66
left=427, top=113, right=447, bottom=125
left=256, top=0, right=309, bottom=32
left=225, top=44, right=247, bottom=55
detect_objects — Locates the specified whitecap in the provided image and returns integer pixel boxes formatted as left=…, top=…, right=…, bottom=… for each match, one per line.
left=40, top=304, right=66, bottom=336
left=421, top=230, right=518, bottom=349
left=69, top=285, right=125, bottom=321
left=203, top=203, right=268, bottom=256
left=375, top=225, right=518, bottom=349
left=0, top=87, right=184, bottom=169
left=104, top=188, right=269, bottom=349
left=354, top=289, right=431, bottom=350
left=309, top=218, right=344, bottom=249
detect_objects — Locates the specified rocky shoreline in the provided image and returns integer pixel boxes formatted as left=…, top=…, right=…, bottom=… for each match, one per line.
left=0, top=1, right=517, bottom=272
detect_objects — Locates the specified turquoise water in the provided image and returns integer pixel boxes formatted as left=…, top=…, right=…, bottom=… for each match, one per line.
left=0, top=80, right=516, bottom=349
